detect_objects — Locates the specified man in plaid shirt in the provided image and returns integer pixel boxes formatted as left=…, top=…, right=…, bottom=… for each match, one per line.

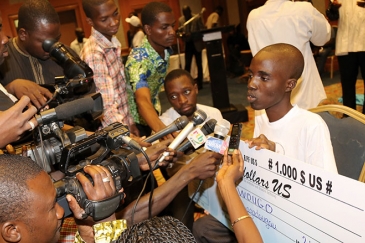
left=80, top=0, right=139, bottom=136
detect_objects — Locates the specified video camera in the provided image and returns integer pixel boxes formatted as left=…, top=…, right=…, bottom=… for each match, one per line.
left=11, top=40, right=143, bottom=220
left=54, top=122, right=141, bottom=220
left=42, top=39, right=94, bottom=102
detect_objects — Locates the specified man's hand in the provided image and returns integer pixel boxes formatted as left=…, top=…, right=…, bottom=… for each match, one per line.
left=186, top=151, right=222, bottom=180
left=332, top=0, right=342, bottom=8
left=130, top=133, right=151, bottom=148
left=0, top=96, right=37, bottom=148
left=5, top=79, right=53, bottom=109
left=138, top=139, right=181, bottom=171
left=129, top=123, right=140, bottom=137
left=357, top=0, right=365, bottom=8
left=246, top=134, right=276, bottom=152
left=67, top=165, right=120, bottom=242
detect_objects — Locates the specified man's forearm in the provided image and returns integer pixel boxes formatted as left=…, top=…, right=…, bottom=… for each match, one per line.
left=117, top=164, right=193, bottom=224
left=138, top=103, right=166, bottom=132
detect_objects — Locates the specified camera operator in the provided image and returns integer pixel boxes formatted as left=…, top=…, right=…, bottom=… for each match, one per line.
left=0, top=10, right=39, bottom=148
left=0, top=154, right=120, bottom=243
left=0, top=0, right=59, bottom=109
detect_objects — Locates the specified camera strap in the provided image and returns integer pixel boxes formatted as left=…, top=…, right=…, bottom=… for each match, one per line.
left=82, top=192, right=124, bottom=221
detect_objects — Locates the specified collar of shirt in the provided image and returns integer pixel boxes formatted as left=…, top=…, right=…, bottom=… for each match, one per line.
left=91, top=27, right=121, bottom=51
left=140, top=36, right=172, bottom=63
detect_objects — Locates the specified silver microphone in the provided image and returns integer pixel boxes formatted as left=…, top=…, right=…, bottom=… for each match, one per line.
left=158, top=109, right=207, bottom=163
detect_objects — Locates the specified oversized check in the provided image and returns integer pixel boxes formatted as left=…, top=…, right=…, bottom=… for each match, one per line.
left=189, top=142, right=365, bottom=243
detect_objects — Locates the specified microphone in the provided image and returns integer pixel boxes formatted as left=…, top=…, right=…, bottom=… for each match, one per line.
left=204, top=119, right=231, bottom=154
left=158, top=109, right=207, bottom=162
left=35, top=97, right=95, bottom=125
left=176, top=119, right=217, bottom=152
left=143, top=116, right=189, bottom=143
left=200, top=7, right=206, bottom=15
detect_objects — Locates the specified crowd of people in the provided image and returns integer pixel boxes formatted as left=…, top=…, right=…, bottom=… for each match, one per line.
left=0, top=0, right=359, bottom=242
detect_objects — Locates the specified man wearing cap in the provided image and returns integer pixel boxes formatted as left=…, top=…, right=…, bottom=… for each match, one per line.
left=125, top=15, right=145, bottom=48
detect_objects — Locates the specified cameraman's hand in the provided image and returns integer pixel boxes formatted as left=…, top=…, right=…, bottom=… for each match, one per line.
left=67, top=165, right=120, bottom=242
left=5, top=79, right=53, bottom=109
left=0, top=96, right=37, bottom=148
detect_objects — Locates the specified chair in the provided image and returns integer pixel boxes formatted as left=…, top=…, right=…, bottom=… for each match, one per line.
left=310, top=105, right=365, bottom=182
left=327, top=54, right=335, bottom=79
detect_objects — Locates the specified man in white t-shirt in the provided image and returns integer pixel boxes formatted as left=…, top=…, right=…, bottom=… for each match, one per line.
left=205, top=6, right=223, bottom=29
left=159, top=68, right=223, bottom=231
left=125, top=15, right=145, bottom=48
left=193, top=43, right=337, bottom=243
left=160, top=69, right=222, bottom=127
left=247, top=0, right=330, bottom=110
left=70, top=27, right=88, bottom=56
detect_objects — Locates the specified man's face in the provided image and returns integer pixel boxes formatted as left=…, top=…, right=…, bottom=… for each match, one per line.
left=0, top=12, right=9, bottom=65
left=247, top=52, right=289, bottom=112
left=144, top=12, right=176, bottom=53
left=165, top=75, right=198, bottom=118
left=19, top=171, right=64, bottom=243
left=87, top=0, right=120, bottom=41
left=20, top=20, right=61, bottom=60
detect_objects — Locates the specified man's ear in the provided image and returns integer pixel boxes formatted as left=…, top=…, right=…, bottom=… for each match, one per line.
left=286, top=78, right=297, bottom=92
left=143, top=25, right=151, bottom=36
left=86, top=17, right=93, bottom=27
left=193, top=83, right=198, bottom=94
left=1, top=222, right=22, bottom=242
left=18, top=28, right=27, bottom=42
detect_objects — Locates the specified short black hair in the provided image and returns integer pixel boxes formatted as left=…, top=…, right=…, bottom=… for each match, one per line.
left=82, top=0, right=109, bottom=18
left=0, top=155, right=44, bottom=223
left=164, top=69, right=195, bottom=89
left=215, top=6, right=224, bottom=14
left=141, top=2, right=172, bottom=26
left=260, top=43, right=304, bottom=80
left=17, top=0, right=60, bottom=32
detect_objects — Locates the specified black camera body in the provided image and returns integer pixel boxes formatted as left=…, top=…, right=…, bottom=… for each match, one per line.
left=53, top=122, right=141, bottom=220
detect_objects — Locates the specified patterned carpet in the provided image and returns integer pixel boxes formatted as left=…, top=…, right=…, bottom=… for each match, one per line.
left=240, top=79, right=365, bottom=140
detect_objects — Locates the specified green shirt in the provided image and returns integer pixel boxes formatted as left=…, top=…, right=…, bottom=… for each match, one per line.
left=125, top=36, right=171, bottom=125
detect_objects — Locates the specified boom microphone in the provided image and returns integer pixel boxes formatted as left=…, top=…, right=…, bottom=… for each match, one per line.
left=176, top=119, right=217, bottom=152
left=143, top=116, right=189, bottom=143
left=158, top=109, right=207, bottom=162
left=35, top=97, right=95, bottom=125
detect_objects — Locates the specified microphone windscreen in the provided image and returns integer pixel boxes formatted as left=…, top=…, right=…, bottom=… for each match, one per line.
left=214, top=119, right=230, bottom=139
left=55, top=97, right=95, bottom=120
left=201, top=119, right=217, bottom=135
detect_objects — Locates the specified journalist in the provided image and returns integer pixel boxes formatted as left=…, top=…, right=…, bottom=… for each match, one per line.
left=0, top=10, right=38, bottom=148
left=0, top=0, right=60, bottom=109
left=0, top=150, right=221, bottom=243
left=0, top=154, right=118, bottom=243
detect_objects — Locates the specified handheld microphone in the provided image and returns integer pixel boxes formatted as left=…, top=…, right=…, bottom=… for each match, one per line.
left=143, top=116, right=189, bottom=143
left=176, top=119, right=217, bottom=152
left=204, top=119, right=231, bottom=154
left=158, top=110, right=207, bottom=162
left=35, top=97, right=95, bottom=125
